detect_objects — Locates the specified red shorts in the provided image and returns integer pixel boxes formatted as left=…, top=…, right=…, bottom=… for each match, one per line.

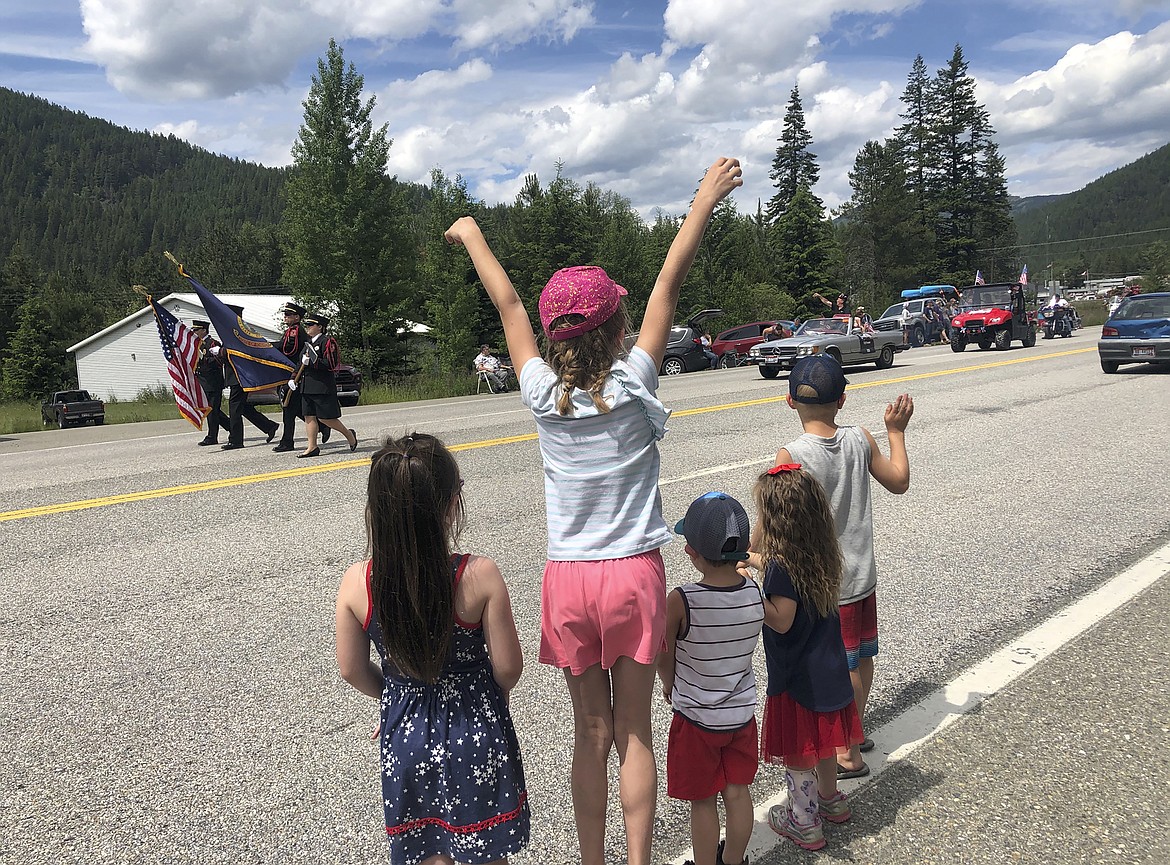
left=839, top=591, right=878, bottom=671
left=539, top=550, right=667, bottom=675
left=666, top=713, right=759, bottom=801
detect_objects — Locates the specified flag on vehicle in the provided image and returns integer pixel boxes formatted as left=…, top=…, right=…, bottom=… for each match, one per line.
left=165, top=253, right=294, bottom=392
left=1019, top=264, right=1028, bottom=285
left=1081, top=270, right=1089, bottom=277
left=974, top=270, right=986, bottom=285
left=149, top=296, right=211, bottom=429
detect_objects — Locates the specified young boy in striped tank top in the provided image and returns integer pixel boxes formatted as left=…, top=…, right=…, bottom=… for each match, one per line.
left=659, top=492, right=764, bottom=865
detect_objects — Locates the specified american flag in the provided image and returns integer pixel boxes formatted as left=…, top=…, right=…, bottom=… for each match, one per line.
left=1019, top=264, right=1028, bottom=286
left=974, top=269, right=985, bottom=285
left=150, top=297, right=211, bottom=428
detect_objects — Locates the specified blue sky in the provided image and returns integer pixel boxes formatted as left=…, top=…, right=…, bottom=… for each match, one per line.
left=3, top=0, right=1169, bottom=218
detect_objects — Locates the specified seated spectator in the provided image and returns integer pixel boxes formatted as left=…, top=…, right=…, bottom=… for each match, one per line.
left=855, top=307, right=875, bottom=333
left=474, top=344, right=511, bottom=392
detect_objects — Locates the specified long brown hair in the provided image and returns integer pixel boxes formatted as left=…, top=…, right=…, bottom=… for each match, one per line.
left=365, top=433, right=464, bottom=683
left=543, top=303, right=629, bottom=416
left=752, top=468, right=842, bottom=618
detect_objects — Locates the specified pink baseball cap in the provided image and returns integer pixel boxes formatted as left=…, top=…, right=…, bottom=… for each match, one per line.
left=538, top=266, right=627, bottom=341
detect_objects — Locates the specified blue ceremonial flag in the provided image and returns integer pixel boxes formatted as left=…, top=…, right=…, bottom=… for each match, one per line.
left=167, top=254, right=294, bottom=392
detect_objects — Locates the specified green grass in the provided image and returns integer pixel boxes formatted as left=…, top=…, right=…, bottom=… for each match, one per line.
left=359, top=373, right=480, bottom=405
left=1070, top=302, right=1109, bottom=328
left=0, top=374, right=483, bottom=436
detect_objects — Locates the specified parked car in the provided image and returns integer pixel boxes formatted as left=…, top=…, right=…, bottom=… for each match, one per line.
left=749, top=318, right=902, bottom=378
left=249, top=363, right=364, bottom=406
left=1098, top=292, right=1170, bottom=373
left=41, top=389, right=105, bottom=428
left=624, top=308, right=723, bottom=375
left=711, top=320, right=795, bottom=366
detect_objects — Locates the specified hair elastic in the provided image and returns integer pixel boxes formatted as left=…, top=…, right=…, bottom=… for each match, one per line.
left=766, top=463, right=802, bottom=475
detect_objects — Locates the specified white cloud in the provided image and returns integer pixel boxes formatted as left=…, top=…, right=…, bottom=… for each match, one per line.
left=449, top=0, right=594, bottom=50
left=76, top=0, right=591, bottom=100
left=325, top=0, right=444, bottom=40
left=985, top=23, right=1170, bottom=149
left=383, top=58, right=493, bottom=106
left=152, top=118, right=199, bottom=139
left=79, top=0, right=332, bottom=98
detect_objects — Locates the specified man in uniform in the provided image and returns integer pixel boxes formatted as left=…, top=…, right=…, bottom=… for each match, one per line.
left=271, top=301, right=328, bottom=452
left=220, top=304, right=280, bottom=451
left=289, top=312, right=357, bottom=457
left=191, top=320, right=231, bottom=446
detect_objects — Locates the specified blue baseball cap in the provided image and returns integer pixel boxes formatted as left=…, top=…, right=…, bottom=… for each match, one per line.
left=674, top=492, right=750, bottom=562
left=788, top=355, right=848, bottom=404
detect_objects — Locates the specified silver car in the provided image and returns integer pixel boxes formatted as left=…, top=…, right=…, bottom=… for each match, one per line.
left=750, top=317, right=903, bottom=379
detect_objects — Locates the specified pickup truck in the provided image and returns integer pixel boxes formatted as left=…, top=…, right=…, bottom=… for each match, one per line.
left=42, top=390, right=106, bottom=428
left=749, top=317, right=903, bottom=378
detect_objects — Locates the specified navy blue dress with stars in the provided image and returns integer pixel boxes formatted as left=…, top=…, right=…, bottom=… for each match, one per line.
left=364, top=554, right=529, bottom=864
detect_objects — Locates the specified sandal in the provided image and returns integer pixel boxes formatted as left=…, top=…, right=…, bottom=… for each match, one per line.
left=836, top=760, right=870, bottom=779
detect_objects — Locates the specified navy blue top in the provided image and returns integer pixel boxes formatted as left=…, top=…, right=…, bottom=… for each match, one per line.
left=761, top=562, right=855, bottom=712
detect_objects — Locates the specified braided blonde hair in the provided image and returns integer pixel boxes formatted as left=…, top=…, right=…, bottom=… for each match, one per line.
left=544, top=303, right=629, bottom=416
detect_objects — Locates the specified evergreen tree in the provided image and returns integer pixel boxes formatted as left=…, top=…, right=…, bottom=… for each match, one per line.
left=773, top=186, right=838, bottom=319
left=421, top=170, right=481, bottom=374
left=0, top=246, right=40, bottom=357
left=838, top=140, right=933, bottom=309
left=1, top=269, right=107, bottom=399
left=924, top=44, right=990, bottom=279
left=893, top=55, right=932, bottom=226
left=767, top=87, right=819, bottom=224
left=281, top=39, right=414, bottom=378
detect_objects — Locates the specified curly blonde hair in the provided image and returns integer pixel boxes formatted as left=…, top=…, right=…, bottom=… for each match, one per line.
left=543, top=303, right=629, bottom=416
left=752, top=468, right=842, bottom=618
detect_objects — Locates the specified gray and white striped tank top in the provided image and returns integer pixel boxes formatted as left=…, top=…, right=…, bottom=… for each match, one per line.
left=670, top=578, right=764, bottom=731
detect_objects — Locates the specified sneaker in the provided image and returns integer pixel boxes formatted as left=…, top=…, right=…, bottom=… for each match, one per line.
left=768, top=805, right=825, bottom=851
left=818, top=790, right=852, bottom=824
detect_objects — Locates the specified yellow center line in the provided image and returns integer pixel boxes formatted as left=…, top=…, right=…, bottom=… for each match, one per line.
left=0, top=347, right=1095, bottom=523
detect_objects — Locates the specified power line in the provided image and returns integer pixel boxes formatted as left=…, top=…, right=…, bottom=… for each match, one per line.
left=980, top=225, right=1170, bottom=253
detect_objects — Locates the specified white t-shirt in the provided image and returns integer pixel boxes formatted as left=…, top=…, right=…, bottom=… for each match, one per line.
left=900, top=307, right=912, bottom=327
left=475, top=352, right=500, bottom=372
left=520, top=346, right=673, bottom=561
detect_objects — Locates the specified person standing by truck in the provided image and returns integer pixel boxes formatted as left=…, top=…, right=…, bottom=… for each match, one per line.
left=191, top=320, right=231, bottom=446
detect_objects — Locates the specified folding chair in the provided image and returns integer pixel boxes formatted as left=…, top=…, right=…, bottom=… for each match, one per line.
left=476, top=369, right=498, bottom=394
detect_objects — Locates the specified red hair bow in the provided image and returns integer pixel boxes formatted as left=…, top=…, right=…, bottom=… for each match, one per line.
left=767, top=463, right=802, bottom=474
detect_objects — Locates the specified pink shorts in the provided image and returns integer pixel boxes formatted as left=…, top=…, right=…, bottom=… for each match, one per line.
left=539, top=549, right=667, bottom=675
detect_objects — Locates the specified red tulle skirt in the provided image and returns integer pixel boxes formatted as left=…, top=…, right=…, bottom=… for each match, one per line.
left=761, top=693, right=863, bottom=766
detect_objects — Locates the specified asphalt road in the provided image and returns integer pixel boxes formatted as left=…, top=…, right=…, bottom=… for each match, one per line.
left=2, top=338, right=1168, bottom=864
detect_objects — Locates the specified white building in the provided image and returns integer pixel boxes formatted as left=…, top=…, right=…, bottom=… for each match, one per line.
left=66, top=294, right=290, bottom=401
left=67, top=295, right=434, bottom=400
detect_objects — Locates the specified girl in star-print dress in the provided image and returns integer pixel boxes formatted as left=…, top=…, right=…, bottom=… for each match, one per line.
left=335, top=433, right=529, bottom=865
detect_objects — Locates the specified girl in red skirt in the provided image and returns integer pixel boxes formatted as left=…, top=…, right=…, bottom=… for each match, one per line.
left=745, top=464, right=863, bottom=851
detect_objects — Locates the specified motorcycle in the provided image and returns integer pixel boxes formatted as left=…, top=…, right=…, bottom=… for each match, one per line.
left=1042, top=306, right=1073, bottom=339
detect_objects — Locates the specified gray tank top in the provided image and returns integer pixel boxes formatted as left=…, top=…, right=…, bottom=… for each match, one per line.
left=783, top=426, right=877, bottom=604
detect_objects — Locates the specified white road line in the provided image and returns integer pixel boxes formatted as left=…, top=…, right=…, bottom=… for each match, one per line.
left=659, top=457, right=774, bottom=487
left=668, top=539, right=1170, bottom=863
